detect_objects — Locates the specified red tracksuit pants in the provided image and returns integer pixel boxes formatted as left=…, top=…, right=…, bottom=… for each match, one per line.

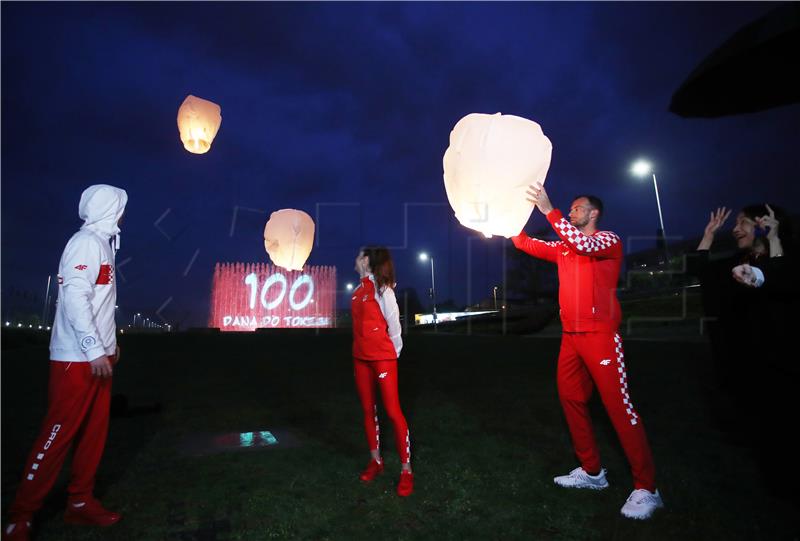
left=557, top=332, right=656, bottom=491
left=353, top=358, right=410, bottom=464
left=9, top=360, right=113, bottom=521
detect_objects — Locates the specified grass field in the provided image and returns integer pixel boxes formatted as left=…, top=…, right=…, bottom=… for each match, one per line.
left=2, top=329, right=798, bottom=540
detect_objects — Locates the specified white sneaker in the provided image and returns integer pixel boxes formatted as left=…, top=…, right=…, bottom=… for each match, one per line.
left=620, top=488, right=664, bottom=520
left=553, top=467, right=609, bottom=490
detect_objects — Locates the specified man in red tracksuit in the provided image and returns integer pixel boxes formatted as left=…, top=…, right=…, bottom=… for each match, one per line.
left=512, top=184, right=663, bottom=520
left=4, top=185, right=127, bottom=541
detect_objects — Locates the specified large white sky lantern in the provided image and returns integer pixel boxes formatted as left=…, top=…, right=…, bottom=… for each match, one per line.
left=263, top=209, right=315, bottom=271
left=443, top=112, right=552, bottom=238
left=177, top=94, right=222, bottom=154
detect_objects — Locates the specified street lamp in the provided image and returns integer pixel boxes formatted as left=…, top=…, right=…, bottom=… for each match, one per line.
left=418, top=252, right=437, bottom=327
left=345, top=283, right=354, bottom=292
left=493, top=286, right=499, bottom=310
left=631, top=159, right=669, bottom=263
left=42, top=275, right=52, bottom=325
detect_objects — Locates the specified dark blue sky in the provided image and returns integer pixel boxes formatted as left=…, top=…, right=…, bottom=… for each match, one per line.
left=2, top=2, right=798, bottom=327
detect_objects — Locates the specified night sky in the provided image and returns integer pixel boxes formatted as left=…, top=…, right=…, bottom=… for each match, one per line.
left=2, top=2, right=798, bottom=328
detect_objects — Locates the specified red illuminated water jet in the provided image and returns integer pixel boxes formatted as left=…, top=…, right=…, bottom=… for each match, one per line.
left=208, top=263, right=337, bottom=331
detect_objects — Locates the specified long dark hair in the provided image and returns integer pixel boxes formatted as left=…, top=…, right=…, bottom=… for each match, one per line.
left=362, top=246, right=396, bottom=292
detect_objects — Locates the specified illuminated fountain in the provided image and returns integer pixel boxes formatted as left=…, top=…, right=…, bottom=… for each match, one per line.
left=209, top=263, right=337, bottom=330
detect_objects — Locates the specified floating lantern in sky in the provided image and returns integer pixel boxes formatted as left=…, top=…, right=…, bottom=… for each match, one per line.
left=263, top=209, right=315, bottom=271
left=443, top=112, right=552, bottom=238
left=177, top=94, right=222, bottom=154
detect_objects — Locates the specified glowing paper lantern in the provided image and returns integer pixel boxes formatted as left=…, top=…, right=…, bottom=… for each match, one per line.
left=177, top=95, right=222, bottom=154
left=443, top=112, right=552, bottom=238
left=263, top=209, right=315, bottom=271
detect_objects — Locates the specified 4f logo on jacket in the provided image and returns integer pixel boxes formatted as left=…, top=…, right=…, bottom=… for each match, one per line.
left=74, top=264, right=88, bottom=270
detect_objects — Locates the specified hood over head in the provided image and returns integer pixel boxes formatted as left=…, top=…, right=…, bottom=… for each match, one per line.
left=79, top=184, right=128, bottom=240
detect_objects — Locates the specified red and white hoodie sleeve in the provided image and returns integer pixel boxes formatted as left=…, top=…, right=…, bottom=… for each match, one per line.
left=49, top=232, right=113, bottom=362
left=511, top=231, right=561, bottom=263
left=376, top=285, right=403, bottom=358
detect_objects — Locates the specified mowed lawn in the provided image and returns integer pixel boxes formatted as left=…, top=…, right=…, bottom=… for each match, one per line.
left=2, top=330, right=797, bottom=540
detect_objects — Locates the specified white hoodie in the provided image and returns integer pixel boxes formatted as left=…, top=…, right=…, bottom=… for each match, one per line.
left=50, top=185, right=128, bottom=362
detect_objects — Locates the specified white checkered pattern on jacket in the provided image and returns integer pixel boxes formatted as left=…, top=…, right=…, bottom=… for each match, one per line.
left=404, top=429, right=411, bottom=464
left=614, top=333, right=639, bottom=426
left=554, top=218, right=620, bottom=253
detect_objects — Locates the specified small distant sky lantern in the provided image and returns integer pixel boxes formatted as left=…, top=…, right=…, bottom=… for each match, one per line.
left=177, top=94, right=222, bottom=154
left=443, top=112, right=552, bottom=238
left=263, top=209, right=315, bottom=271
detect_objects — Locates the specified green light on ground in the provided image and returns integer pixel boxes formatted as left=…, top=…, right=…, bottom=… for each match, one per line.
left=238, top=431, right=278, bottom=448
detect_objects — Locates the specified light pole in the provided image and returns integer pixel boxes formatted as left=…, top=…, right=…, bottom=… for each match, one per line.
left=631, top=159, right=669, bottom=264
left=418, top=252, right=437, bottom=328
left=42, top=275, right=52, bottom=324
left=133, top=313, right=141, bottom=327
left=493, top=286, right=498, bottom=310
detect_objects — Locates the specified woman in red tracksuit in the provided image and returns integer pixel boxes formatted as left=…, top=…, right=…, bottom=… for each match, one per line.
left=351, top=246, right=413, bottom=497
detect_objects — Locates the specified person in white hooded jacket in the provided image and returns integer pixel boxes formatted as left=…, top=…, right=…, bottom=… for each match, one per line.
left=4, top=185, right=127, bottom=541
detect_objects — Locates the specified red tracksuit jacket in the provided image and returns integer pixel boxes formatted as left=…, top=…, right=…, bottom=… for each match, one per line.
left=351, top=275, right=402, bottom=360
left=512, top=209, right=623, bottom=333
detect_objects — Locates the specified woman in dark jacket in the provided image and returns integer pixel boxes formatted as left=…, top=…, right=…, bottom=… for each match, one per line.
left=688, top=203, right=796, bottom=501
left=686, top=205, right=784, bottom=393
